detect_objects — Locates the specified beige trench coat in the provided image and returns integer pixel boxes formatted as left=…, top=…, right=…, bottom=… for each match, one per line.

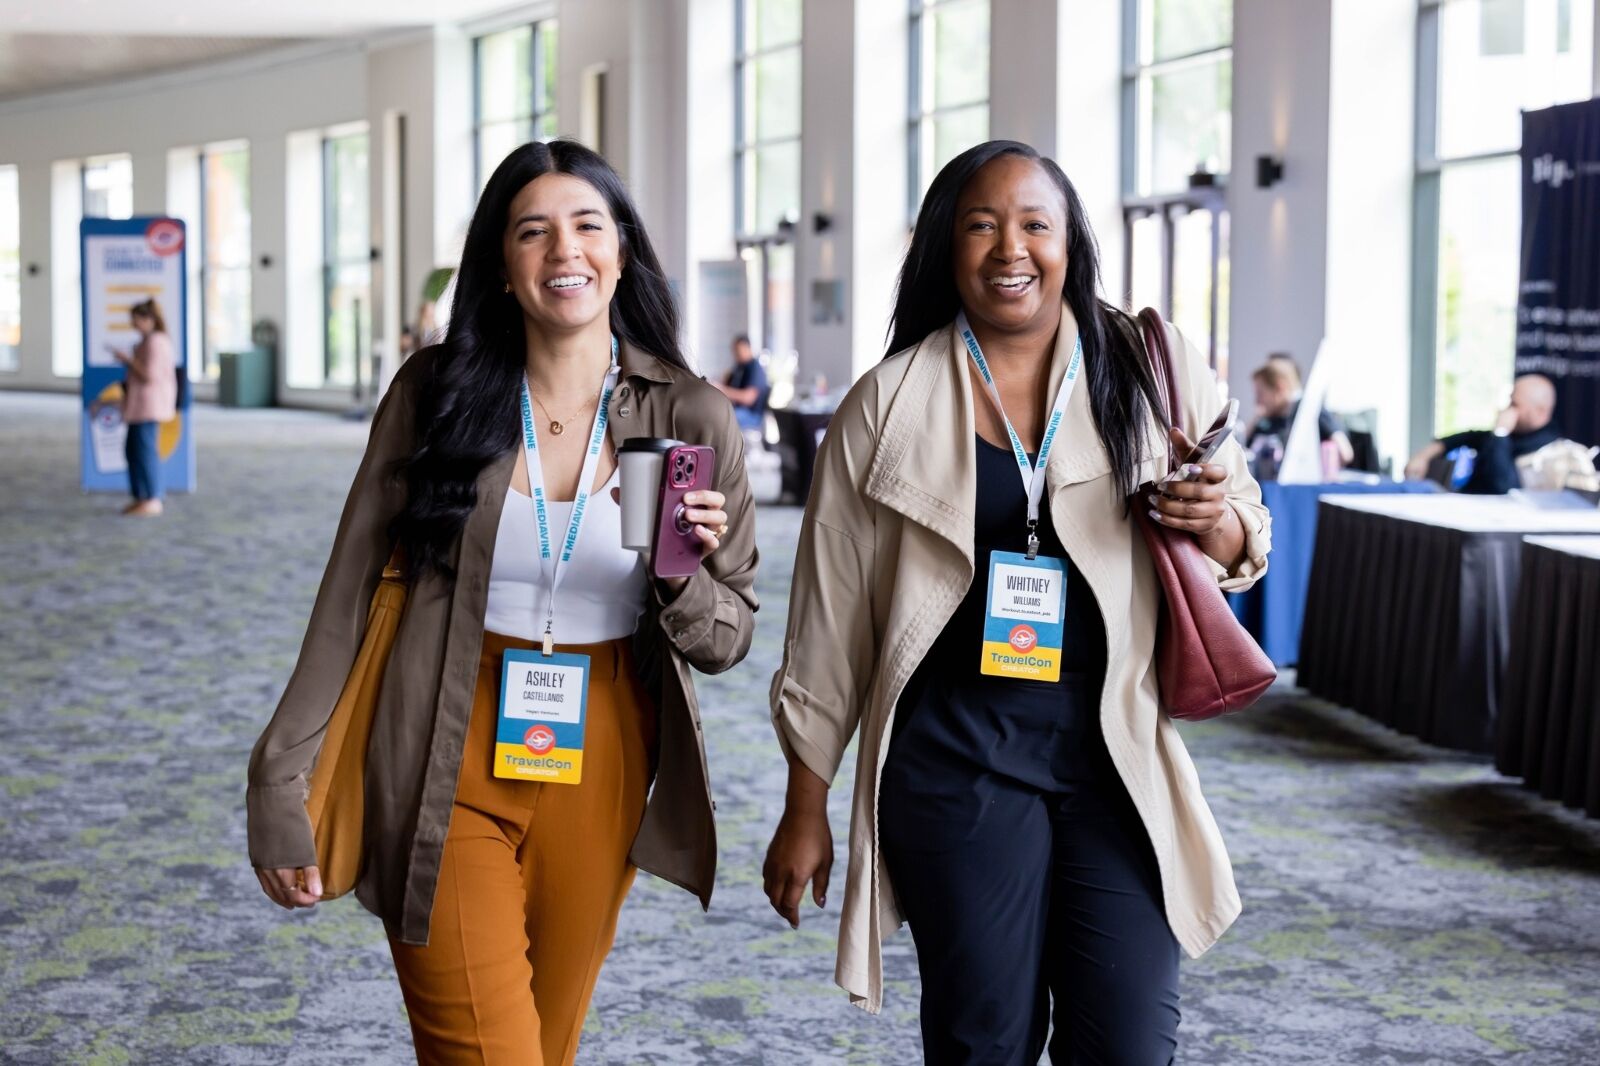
left=247, top=341, right=758, bottom=944
left=769, top=308, right=1271, bottom=1011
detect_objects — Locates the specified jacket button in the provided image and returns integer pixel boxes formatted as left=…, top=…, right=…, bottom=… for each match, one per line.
left=674, top=629, right=687, bottom=640
left=618, top=406, right=631, bottom=418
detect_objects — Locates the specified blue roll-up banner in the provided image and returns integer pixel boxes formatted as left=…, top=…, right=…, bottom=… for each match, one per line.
left=1517, top=98, right=1600, bottom=448
left=79, top=217, right=194, bottom=493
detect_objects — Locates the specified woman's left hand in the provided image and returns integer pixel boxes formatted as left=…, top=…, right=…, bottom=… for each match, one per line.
left=1147, top=427, right=1234, bottom=540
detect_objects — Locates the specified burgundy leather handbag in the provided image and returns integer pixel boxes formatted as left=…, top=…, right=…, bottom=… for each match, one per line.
left=1132, top=309, right=1275, bottom=721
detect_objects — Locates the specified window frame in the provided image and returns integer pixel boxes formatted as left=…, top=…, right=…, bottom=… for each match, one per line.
left=472, top=19, right=559, bottom=193
left=1409, top=0, right=1599, bottom=447
left=196, top=141, right=253, bottom=381
left=906, top=0, right=991, bottom=223
left=1120, top=0, right=1233, bottom=371
left=734, top=0, right=804, bottom=242
left=0, top=164, right=18, bottom=374
left=321, top=126, right=372, bottom=390
left=81, top=153, right=133, bottom=221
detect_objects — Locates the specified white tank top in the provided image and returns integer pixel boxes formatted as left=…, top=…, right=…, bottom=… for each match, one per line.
left=484, top=468, right=649, bottom=644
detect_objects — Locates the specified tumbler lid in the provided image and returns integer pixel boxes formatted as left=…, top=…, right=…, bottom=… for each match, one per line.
left=619, top=437, right=682, bottom=453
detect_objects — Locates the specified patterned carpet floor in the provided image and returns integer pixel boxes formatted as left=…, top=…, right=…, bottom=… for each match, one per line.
left=1, top=391, right=1598, bottom=1065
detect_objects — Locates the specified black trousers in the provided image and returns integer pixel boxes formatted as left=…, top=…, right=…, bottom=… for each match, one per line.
left=881, top=774, right=1181, bottom=1065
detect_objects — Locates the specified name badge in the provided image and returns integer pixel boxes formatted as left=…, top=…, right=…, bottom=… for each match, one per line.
left=495, top=649, right=589, bottom=784
left=981, top=551, right=1066, bottom=682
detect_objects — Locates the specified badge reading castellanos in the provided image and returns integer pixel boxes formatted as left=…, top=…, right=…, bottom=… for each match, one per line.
left=495, top=649, right=590, bottom=783
left=982, top=551, right=1067, bottom=682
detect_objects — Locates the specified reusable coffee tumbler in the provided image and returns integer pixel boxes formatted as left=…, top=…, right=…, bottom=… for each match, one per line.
left=617, top=437, right=682, bottom=551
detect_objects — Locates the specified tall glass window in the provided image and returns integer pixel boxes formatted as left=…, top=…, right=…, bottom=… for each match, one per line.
left=82, top=154, right=133, bottom=219
left=0, top=165, right=18, bottom=373
left=1122, top=0, right=1232, bottom=375
left=200, top=142, right=252, bottom=380
left=324, top=127, right=371, bottom=389
left=735, top=0, right=803, bottom=362
left=908, top=0, right=990, bottom=218
left=475, top=20, right=559, bottom=191
left=735, top=0, right=803, bottom=239
left=1416, top=0, right=1596, bottom=437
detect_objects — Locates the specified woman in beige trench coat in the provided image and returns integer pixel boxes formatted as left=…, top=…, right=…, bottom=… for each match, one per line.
left=762, top=141, right=1270, bottom=1064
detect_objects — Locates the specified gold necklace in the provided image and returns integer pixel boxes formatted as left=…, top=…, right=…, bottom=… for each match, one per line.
left=531, top=392, right=596, bottom=436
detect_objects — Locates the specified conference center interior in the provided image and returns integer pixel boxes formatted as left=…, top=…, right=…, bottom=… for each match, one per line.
left=4, top=1, right=1600, bottom=1063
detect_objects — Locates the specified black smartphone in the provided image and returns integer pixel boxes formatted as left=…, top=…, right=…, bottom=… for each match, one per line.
left=1179, top=399, right=1240, bottom=480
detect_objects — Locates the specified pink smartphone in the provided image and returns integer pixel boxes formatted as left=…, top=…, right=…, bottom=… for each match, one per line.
left=652, top=444, right=717, bottom=580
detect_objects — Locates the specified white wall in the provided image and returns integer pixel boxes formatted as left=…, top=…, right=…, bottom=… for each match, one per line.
left=0, top=44, right=369, bottom=400
left=1228, top=0, right=1333, bottom=407
left=0, top=34, right=473, bottom=407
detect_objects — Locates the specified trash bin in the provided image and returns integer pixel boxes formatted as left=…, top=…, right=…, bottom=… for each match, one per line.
left=218, top=347, right=274, bottom=408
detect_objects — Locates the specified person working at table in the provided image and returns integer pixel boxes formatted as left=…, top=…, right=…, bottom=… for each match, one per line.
left=712, top=333, right=769, bottom=434
left=1404, top=374, right=1560, bottom=494
left=1245, top=359, right=1354, bottom=465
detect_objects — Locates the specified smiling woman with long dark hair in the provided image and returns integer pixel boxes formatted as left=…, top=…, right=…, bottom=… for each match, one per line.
left=763, top=140, right=1271, bottom=1063
left=247, top=140, right=758, bottom=1065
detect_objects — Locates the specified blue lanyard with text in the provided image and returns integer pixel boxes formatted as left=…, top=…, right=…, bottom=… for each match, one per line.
left=518, top=334, right=620, bottom=654
left=956, top=311, right=1083, bottom=559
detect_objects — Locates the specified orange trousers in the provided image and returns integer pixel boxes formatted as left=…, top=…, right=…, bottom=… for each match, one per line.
left=389, top=632, right=656, bottom=1066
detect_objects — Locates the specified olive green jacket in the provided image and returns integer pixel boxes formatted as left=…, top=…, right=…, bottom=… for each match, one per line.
left=247, top=341, right=759, bottom=944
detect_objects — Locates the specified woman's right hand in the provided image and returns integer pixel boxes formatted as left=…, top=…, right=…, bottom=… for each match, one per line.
left=762, top=763, right=833, bottom=928
left=254, top=865, right=323, bottom=910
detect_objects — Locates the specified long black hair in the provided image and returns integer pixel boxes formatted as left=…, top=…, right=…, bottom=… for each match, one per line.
left=887, top=139, right=1158, bottom=503
left=392, top=140, right=688, bottom=577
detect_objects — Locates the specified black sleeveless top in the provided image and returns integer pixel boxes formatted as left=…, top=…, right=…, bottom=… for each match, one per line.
left=887, top=434, right=1112, bottom=792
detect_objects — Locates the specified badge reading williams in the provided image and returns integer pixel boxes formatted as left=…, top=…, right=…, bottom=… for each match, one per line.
left=981, top=551, right=1067, bottom=682
left=495, top=649, right=590, bottom=783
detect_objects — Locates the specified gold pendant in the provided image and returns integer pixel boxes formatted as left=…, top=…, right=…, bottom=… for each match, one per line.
left=550, top=420, right=564, bottom=435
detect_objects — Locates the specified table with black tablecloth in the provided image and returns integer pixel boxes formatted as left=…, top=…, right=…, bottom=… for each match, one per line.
left=1297, top=495, right=1600, bottom=753
left=1228, top=480, right=1441, bottom=666
left=770, top=407, right=835, bottom=503
left=1495, top=536, right=1600, bottom=818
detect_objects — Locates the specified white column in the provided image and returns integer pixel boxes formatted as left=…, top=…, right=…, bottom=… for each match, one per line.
left=1227, top=0, right=1332, bottom=407
left=796, top=0, right=909, bottom=389
left=16, top=163, right=57, bottom=387
left=131, top=151, right=166, bottom=217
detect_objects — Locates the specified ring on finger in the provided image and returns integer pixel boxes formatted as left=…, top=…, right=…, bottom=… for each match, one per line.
left=716, top=523, right=730, bottom=538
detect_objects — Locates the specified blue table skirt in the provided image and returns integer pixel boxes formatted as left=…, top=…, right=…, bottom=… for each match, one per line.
left=1229, top=480, right=1441, bottom=666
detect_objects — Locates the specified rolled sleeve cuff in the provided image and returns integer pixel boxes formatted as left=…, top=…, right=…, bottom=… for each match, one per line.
left=770, top=674, right=849, bottom=785
left=655, top=567, right=718, bottom=650
left=1213, top=498, right=1271, bottom=593
left=246, top=782, right=318, bottom=870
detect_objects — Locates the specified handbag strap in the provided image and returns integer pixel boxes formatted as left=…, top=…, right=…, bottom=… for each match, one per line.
left=1136, top=308, right=1183, bottom=474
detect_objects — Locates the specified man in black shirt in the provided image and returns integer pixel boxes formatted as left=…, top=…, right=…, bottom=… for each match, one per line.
left=712, top=334, right=769, bottom=434
left=1405, top=374, right=1560, bottom=494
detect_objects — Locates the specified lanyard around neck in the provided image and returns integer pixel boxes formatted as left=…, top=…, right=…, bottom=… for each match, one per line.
left=517, top=334, right=621, bottom=654
left=956, top=311, right=1083, bottom=559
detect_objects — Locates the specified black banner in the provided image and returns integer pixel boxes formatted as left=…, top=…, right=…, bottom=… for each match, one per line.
left=1517, top=98, right=1600, bottom=448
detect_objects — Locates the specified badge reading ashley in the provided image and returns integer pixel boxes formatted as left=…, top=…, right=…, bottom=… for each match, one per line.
left=495, top=649, right=590, bottom=783
left=981, top=551, right=1068, bottom=682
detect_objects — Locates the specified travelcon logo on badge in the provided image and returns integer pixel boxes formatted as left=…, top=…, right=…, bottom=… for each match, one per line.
left=1009, top=625, right=1038, bottom=653
left=524, top=725, right=556, bottom=755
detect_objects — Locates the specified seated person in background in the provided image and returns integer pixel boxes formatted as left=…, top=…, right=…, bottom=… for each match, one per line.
left=1405, top=374, right=1560, bottom=494
left=712, top=334, right=769, bottom=434
left=1245, top=359, right=1354, bottom=466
